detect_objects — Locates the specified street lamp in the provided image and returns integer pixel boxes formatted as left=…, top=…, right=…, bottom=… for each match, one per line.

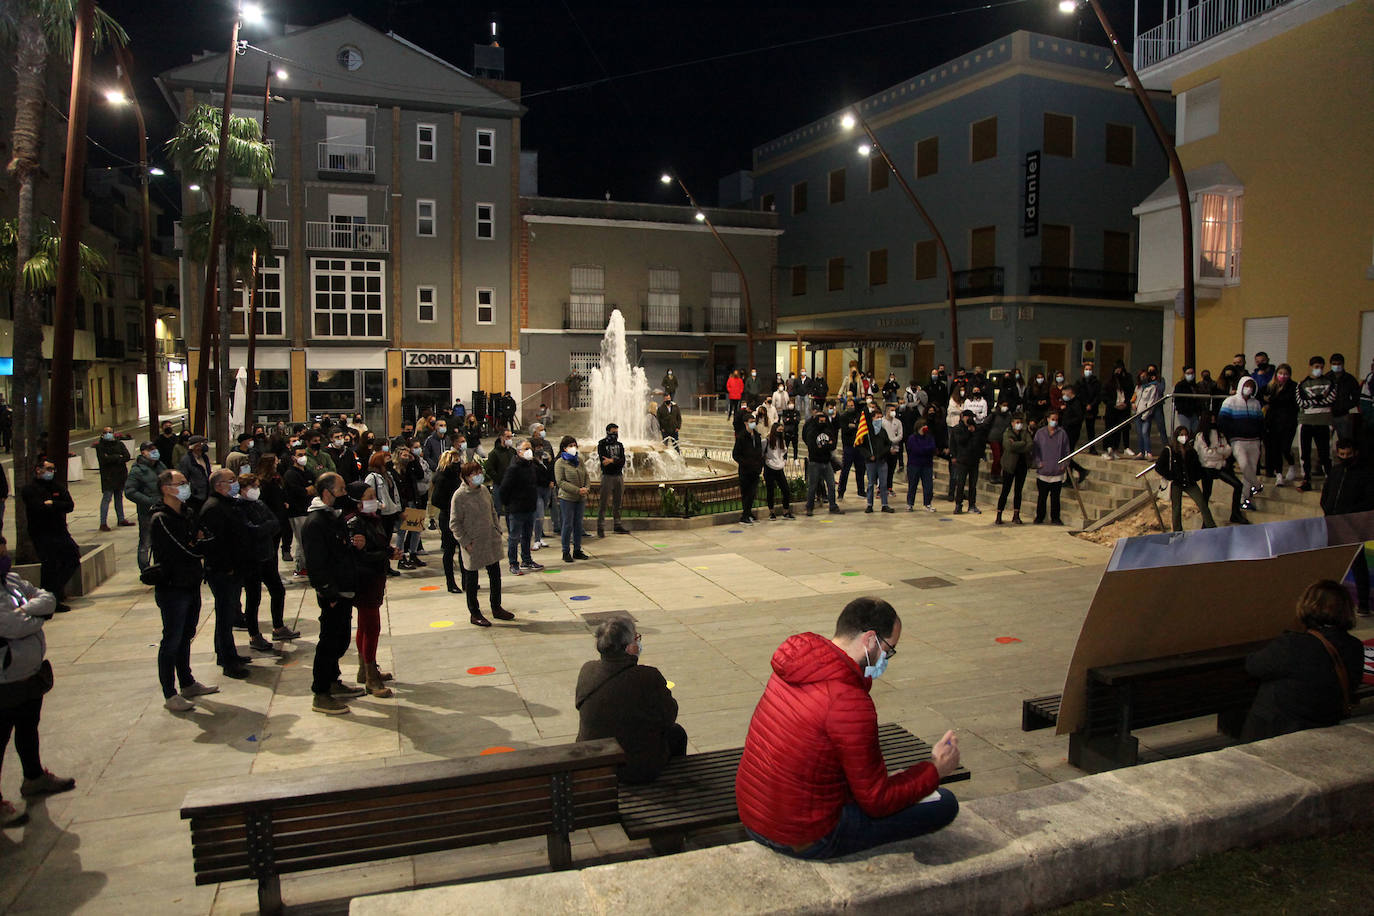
left=659, top=171, right=756, bottom=369
left=842, top=109, right=960, bottom=368
left=1058, top=0, right=1196, bottom=367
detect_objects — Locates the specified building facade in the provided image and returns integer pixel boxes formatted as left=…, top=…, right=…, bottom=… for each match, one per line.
left=752, top=31, right=1175, bottom=393
left=1131, top=0, right=1373, bottom=381
left=158, top=16, right=524, bottom=431
left=518, top=197, right=779, bottom=408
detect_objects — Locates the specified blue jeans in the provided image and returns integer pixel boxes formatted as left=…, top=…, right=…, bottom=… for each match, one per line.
left=507, top=509, right=534, bottom=567
left=559, top=499, right=584, bottom=555
left=748, top=789, right=959, bottom=859
left=155, top=585, right=201, bottom=698
left=100, top=488, right=126, bottom=524
left=865, top=459, right=889, bottom=507
left=906, top=464, right=933, bottom=507
left=205, top=571, right=242, bottom=669
left=1136, top=406, right=1166, bottom=454
left=534, top=488, right=549, bottom=541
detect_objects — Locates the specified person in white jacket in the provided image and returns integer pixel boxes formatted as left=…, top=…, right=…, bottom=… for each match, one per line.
left=0, top=537, right=75, bottom=826
left=1195, top=412, right=1251, bottom=524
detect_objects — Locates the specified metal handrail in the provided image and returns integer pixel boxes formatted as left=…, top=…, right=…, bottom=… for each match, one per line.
left=1059, top=392, right=1174, bottom=465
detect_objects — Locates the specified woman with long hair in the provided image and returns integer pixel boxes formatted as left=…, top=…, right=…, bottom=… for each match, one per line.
left=1264, top=363, right=1301, bottom=484
left=554, top=436, right=591, bottom=563
left=364, top=450, right=403, bottom=577
left=1101, top=362, right=1134, bottom=459
left=1154, top=425, right=1216, bottom=531
left=1195, top=411, right=1249, bottom=525
left=762, top=423, right=794, bottom=519
left=430, top=449, right=466, bottom=593
left=254, top=453, right=290, bottom=566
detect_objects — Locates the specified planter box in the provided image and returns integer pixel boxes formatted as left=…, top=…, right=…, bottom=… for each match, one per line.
left=15, top=541, right=117, bottom=598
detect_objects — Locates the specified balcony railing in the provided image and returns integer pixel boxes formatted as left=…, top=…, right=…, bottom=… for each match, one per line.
left=305, top=222, right=390, bottom=253
left=953, top=267, right=1004, bottom=298
left=563, top=300, right=609, bottom=330
left=266, top=218, right=288, bottom=249
left=1029, top=266, right=1137, bottom=301
left=705, top=304, right=744, bottom=333
left=317, top=142, right=375, bottom=175
left=1136, top=0, right=1293, bottom=69
left=95, top=337, right=126, bottom=360
left=642, top=302, right=692, bottom=333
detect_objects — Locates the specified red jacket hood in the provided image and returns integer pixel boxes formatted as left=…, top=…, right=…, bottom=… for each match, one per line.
left=771, top=632, right=870, bottom=693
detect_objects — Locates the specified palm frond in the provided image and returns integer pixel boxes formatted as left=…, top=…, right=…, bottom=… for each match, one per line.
left=0, top=217, right=107, bottom=298
left=0, top=1, right=128, bottom=60
left=165, top=105, right=273, bottom=187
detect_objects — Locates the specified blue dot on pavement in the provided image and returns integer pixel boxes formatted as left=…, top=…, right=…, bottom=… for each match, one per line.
left=729, top=529, right=743, bottom=533
left=571, top=595, right=591, bottom=601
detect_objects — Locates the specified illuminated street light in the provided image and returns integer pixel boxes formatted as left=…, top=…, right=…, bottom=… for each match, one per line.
left=148, top=166, right=165, bottom=176
left=242, top=2, right=265, bottom=24
left=694, top=211, right=705, bottom=222
left=188, top=182, right=201, bottom=191
left=840, top=113, right=855, bottom=130
left=857, top=142, right=872, bottom=157
left=104, top=88, right=126, bottom=105
left=659, top=173, right=673, bottom=185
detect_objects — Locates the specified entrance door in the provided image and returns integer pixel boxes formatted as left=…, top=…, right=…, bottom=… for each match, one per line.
left=362, top=369, right=385, bottom=432
left=969, top=339, right=994, bottom=370
left=308, top=368, right=383, bottom=425
left=1099, top=341, right=1129, bottom=373
left=915, top=341, right=935, bottom=381
left=712, top=344, right=735, bottom=394
left=479, top=351, right=506, bottom=400
left=1038, top=339, right=1070, bottom=377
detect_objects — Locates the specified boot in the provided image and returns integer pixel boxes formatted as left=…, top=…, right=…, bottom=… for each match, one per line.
left=409, top=552, right=427, bottom=567
left=1011, top=511, right=1023, bottom=525
left=994, top=512, right=1004, bottom=526
left=397, top=555, right=415, bottom=570
left=357, top=663, right=368, bottom=685
left=1229, top=512, right=1251, bottom=525
left=365, top=663, right=394, bottom=698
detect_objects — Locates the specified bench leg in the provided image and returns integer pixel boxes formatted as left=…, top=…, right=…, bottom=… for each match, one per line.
left=1068, top=732, right=1138, bottom=773
left=257, top=874, right=283, bottom=916
left=547, top=830, right=573, bottom=870
left=649, top=833, right=685, bottom=856
left=1217, top=706, right=1247, bottom=739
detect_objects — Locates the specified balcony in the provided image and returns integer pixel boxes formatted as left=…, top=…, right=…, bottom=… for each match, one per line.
left=1029, top=266, right=1137, bottom=301
left=563, top=300, right=609, bottom=330
left=317, top=142, right=375, bottom=177
left=1136, top=0, right=1293, bottom=69
left=94, top=337, right=126, bottom=360
left=266, top=218, right=288, bottom=249
left=642, top=302, right=693, bottom=333
left=704, top=305, right=745, bottom=333
left=305, top=222, right=390, bottom=253
left=953, top=267, right=1004, bottom=298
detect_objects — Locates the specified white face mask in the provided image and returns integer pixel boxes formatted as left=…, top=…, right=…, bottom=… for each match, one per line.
left=1048, top=420, right=1058, bottom=428
left=1311, top=367, right=1323, bottom=378
left=1177, top=435, right=1189, bottom=444
left=520, top=448, right=533, bottom=459
left=360, top=498, right=379, bottom=514
left=566, top=445, right=578, bottom=456
left=243, top=487, right=260, bottom=501
left=1013, top=422, right=1023, bottom=431
left=295, top=456, right=308, bottom=466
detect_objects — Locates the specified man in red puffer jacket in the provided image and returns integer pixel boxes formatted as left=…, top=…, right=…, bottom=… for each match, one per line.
left=736, top=597, right=961, bottom=858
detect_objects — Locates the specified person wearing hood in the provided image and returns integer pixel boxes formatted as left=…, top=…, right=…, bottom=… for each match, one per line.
left=554, top=437, right=592, bottom=563
left=345, top=480, right=398, bottom=696
left=499, top=439, right=544, bottom=573
left=904, top=417, right=937, bottom=512
left=1218, top=376, right=1265, bottom=502
left=21, top=459, right=78, bottom=616
left=736, top=597, right=960, bottom=859
left=449, top=459, right=516, bottom=626
left=574, top=615, right=686, bottom=784
left=803, top=406, right=841, bottom=516
left=124, top=441, right=167, bottom=572
left=595, top=424, right=629, bottom=537
left=1296, top=355, right=1336, bottom=491
left=301, top=472, right=366, bottom=714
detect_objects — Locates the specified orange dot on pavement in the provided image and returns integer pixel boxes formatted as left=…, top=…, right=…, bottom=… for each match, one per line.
left=480, top=746, right=515, bottom=755
left=420, top=585, right=441, bottom=591
left=467, top=665, right=497, bottom=675
left=995, top=636, right=1022, bottom=644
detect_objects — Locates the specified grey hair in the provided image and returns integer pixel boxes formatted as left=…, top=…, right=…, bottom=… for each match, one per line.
left=594, top=615, right=636, bottom=655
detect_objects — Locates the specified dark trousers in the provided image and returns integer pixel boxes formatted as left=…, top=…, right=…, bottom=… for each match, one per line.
left=155, top=585, right=200, bottom=698
left=597, top=474, right=623, bottom=529
left=280, top=519, right=293, bottom=557
left=838, top=445, right=865, bottom=496
left=136, top=508, right=153, bottom=570
left=1170, top=482, right=1216, bottom=531
left=440, top=525, right=464, bottom=589
left=748, top=790, right=959, bottom=860
left=952, top=463, right=979, bottom=508
left=507, top=510, right=534, bottom=567
left=1351, top=550, right=1370, bottom=611
left=1264, top=422, right=1297, bottom=476
left=1300, top=424, right=1332, bottom=479
left=34, top=534, right=79, bottom=604
left=763, top=466, right=791, bottom=513
left=906, top=464, right=933, bottom=507
left=463, top=562, right=503, bottom=616
left=739, top=471, right=759, bottom=520
left=1103, top=408, right=1128, bottom=450
left=1201, top=466, right=1245, bottom=518
left=205, top=571, right=243, bottom=669
left=784, top=432, right=799, bottom=459
left=1035, top=479, right=1063, bottom=523
left=311, top=595, right=354, bottom=695
left=727, top=398, right=741, bottom=420
left=243, top=559, right=286, bottom=634
left=0, top=694, right=44, bottom=780
left=805, top=460, right=837, bottom=511
left=997, top=463, right=1028, bottom=512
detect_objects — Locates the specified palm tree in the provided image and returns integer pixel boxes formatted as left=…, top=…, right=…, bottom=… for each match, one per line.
left=1, top=0, right=125, bottom=562
left=165, top=104, right=273, bottom=454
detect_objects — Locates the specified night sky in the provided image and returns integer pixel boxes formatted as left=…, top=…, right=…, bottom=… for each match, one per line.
left=89, top=0, right=1150, bottom=208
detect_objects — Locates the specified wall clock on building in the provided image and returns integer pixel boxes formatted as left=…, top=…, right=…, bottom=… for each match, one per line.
left=337, top=45, right=364, bottom=71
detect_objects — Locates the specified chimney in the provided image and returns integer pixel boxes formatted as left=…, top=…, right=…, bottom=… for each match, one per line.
left=473, top=13, right=505, bottom=79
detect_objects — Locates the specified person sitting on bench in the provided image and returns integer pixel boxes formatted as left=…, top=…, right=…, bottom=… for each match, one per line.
left=736, top=596, right=961, bottom=859
left=575, top=615, right=687, bottom=783
left=1241, top=579, right=1364, bottom=742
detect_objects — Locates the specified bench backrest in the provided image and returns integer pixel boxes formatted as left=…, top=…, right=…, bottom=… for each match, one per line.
left=181, top=739, right=624, bottom=884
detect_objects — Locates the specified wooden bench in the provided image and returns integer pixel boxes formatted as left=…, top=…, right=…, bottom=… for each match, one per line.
left=180, top=739, right=624, bottom=915
left=1021, top=694, right=1062, bottom=731
left=618, top=723, right=971, bottom=855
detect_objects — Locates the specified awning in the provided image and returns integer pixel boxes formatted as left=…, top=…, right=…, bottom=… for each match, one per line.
left=1134, top=161, right=1242, bottom=216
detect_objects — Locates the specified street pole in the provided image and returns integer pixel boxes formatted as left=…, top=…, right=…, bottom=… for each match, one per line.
left=194, top=10, right=243, bottom=438
left=114, top=43, right=160, bottom=435
left=664, top=174, right=756, bottom=370
left=47, top=0, right=95, bottom=484
left=244, top=66, right=278, bottom=421
left=1082, top=0, right=1195, bottom=367
left=849, top=110, right=959, bottom=369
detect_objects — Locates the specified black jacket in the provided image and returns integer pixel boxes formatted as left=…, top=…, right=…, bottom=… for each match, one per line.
left=780, top=407, right=800, bottom=435
left=239, top=498, right=282, bottom=564
left=733, top=430, right=764, bottom=474
left=198, top=493, right=251, bottom=576
left=497, top=457, right=539, bottom=514
left=328, top=446, right=360, bottom=485
left=301, top=503, right=359, bottom=603
left=803, top=417, right=837, bottom=463
left=1075, top=374, right=1102, bottom=417
left=1321, top=462, right=1374, bottom=515
left=20, top=479, right=73, bottom=540
left=430, top=465, right=462, bottom=525
left=282, top=466, right=314, bottom=517
left=346, top=510, right=392, bottom=605
left=948, top=420, right=988, bottom=468
left=1242, top=627, right=1364, bottom=741
left=148, top=502, right=206, bottom=589
left=597, top=436, right=626, bottom=476
left=575, top=652, right=680, bottom=784
left=1153, top=447, right=1205, bottom=489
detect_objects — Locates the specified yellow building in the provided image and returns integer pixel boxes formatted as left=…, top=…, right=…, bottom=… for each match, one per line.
left=1132, top=0, right=1373, bottom=379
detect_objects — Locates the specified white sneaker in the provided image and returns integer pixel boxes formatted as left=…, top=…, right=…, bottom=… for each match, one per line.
left=1123, top=448, right=1138, bottom=458
left=532, top=540, right=544, bottom=551
left=165, top=695, right=196, bottom=712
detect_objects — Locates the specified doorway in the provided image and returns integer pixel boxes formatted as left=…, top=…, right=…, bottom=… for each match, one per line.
left=307, top=368, right=385, bottom=427
left=1037, top=339, right=1071, bottom=377
left=479, top=351, right=506, bottom=399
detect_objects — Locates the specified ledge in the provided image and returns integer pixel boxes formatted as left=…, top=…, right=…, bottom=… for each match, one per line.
left=15, top=541, right=117, bottom=598
left=351, top=721, right=1374, bottom=915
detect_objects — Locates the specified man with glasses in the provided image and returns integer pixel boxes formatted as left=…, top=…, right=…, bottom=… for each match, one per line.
left=736, top=597, right=961, bottom=859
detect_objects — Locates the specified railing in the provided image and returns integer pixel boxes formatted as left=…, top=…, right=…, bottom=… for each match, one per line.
left=305, top=221, right=390, bottom=253
left=953, top=266, right=1004, bottom=297
left=266, top=218, right=288, bottom=249
left=95, top=337, right=126, bottom=359
left=1029, top=266, right=1137, bottom=300
left=1136, top=0, right=1293, bottom=69
left=563, top=300, right=608, bottom=330
left=705, top=305, right=744, bottom=333
left=316, top=142, right=376, bottom=174
left=643, top=302, right=693, bottom=332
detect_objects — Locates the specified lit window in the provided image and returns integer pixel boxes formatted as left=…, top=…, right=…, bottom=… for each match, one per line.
left=417, top=286, right=436, bottom=323
left=417, top=123, right=436, bottom=161
left=1199, top=191, right=1242, bottom=283
left=416, top=199, right=436, bottom=237
left=476, top=129, right=495, bottom=166
left=476, top=288, right=494, bottom=325
left=476, top=203, right=494, bottom=240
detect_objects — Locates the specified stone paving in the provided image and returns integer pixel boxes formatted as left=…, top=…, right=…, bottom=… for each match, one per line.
left=0, top=466, right=1359, bottom=914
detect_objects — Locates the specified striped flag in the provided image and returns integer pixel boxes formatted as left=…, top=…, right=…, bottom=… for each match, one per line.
left=855, top=409, right=870, bottom=446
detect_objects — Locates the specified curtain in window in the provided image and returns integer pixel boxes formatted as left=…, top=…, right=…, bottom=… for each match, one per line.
left=1199, top=192, right=1228, bottom=278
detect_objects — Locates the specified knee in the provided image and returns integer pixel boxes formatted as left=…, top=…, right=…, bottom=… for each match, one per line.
left=932, top=788, right=960, bottom=828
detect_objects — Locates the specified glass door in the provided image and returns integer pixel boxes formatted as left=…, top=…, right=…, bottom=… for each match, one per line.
left=363, top=369, right=385, bottom=434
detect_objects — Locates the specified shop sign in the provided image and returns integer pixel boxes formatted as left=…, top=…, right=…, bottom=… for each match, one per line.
left=404, top=350, right=477, bottom=369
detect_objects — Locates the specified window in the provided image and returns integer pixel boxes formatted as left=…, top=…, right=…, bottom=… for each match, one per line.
left=868, top=249, right=888, bottom=286
left=791, top=265, right=807, bottom=296
left=914, top=240, right=937, bottom=280
left=792, top=181, right=808, bottom=215
left=647, top=267, right=681, bottom=331
left=710, top=271, right=742, bottom=332
left=1105, top=123, right=1134, bottom=166
left=1179, top=79, right=1220, bottom=144
left=253, top=369, right=291, bottom=418
left=1041, top=224, right=1072, bottom=269
left=476, top=288, right=495, bottom=325
left=476, top=128, right=495, bottom=166
left=416, top=123, right=436, bottom=161
left=569, top=264, right=605, bottom=329
left=761, top=192, right=775, bottom=212
left=476, top=203, right=494, bottom=240
left=970, top=226, right=997, bottom=270
left=828, top=168, right=846, bottom=204
left=416, top=199, right=436, bottom=237
left=868, top=155, right=888, bottom=192
left=970, top=116, right=998, bottom=163
left=417, top=285, right=436, bottom=323
left=311, top=258, right=385, bottom=338
left=308, top=369, right=357, bottom=413
left=827, top=257, right=845, bottom=292
left=1103, top=230, right=1132, bottom=275
left=231, top=255, right=286, bottom=337
left=916, top=136, right=939, bottom=178
left=1043, top=112, right=1074, bottom=158
left=1199, top=191, right=1242, bottom=282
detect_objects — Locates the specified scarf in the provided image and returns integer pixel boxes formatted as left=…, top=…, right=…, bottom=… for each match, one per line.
left=560, top=451, right=580, bottom=467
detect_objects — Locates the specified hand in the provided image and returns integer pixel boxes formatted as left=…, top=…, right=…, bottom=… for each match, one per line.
left=931, top=730, right=961, bottom=777
left=350, top=534, right=366, bottom=549
left=391, top=547, right=402, bottom=560
left=44, top=499, right=53, bottom=505
left=579, top=486, right=589, bottom=495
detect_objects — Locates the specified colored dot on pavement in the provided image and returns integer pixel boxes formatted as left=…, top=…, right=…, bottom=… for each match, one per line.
left=665, top=681, right=675, bottom=690
left=571, top=595, right=591, bottom=601
left=995, top=637, right=1022, bottom=644
left=653, top=543, right=670, bottom=548
left=542, top=568, right=560, bottom=574
left=467, top=665, right=497, bottom=675
left=819, top=520, right=834, bottom=524
left=729, top=529, right=743, bottom=533
left=693, top=566, right=709, bottom=570
left=480, top=746, right=515, bottom=755
left=777, top=547, right=791, bottom=552
left=430, top=620, right=454, bottom=629
left=841, top=571, right=859, bottom=577
left=419, top=585, right=441, bottom=591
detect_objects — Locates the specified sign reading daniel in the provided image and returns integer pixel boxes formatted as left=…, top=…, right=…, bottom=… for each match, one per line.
left=404, top=350, right=477, bottom=369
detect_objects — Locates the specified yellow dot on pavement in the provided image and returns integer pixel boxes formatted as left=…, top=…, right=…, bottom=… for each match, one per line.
left=666, top=681, right=676, bottom=690
left=693, top=566, right=709, bottom=570
left=430, top=620, right=454, bottom=629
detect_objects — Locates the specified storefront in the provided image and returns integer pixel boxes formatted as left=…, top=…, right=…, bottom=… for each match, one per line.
left=401, top=349, right=479, bottom=421
left=304, top=348, right=388, bottom=431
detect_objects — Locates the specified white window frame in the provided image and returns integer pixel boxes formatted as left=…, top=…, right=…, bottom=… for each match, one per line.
left=416, top=199, right=436, bottom=238
left=1198, top=189, right=1243, bottom=285
left=231, top=255, right=287, bottom=339
left=475, top=128, right=495, bottom=166
left=475, top=203, right=494, bottom=240
left=416, top=285, right=436, bottom=323
left=310, top=257, right=386, bottom=340
left=475, top=287, right=495, bottom=325
left=416, top=123, right=436, bottom=162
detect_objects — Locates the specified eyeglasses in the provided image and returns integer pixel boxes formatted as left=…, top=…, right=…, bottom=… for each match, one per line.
left=876, top=634, right=897, bottom=659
